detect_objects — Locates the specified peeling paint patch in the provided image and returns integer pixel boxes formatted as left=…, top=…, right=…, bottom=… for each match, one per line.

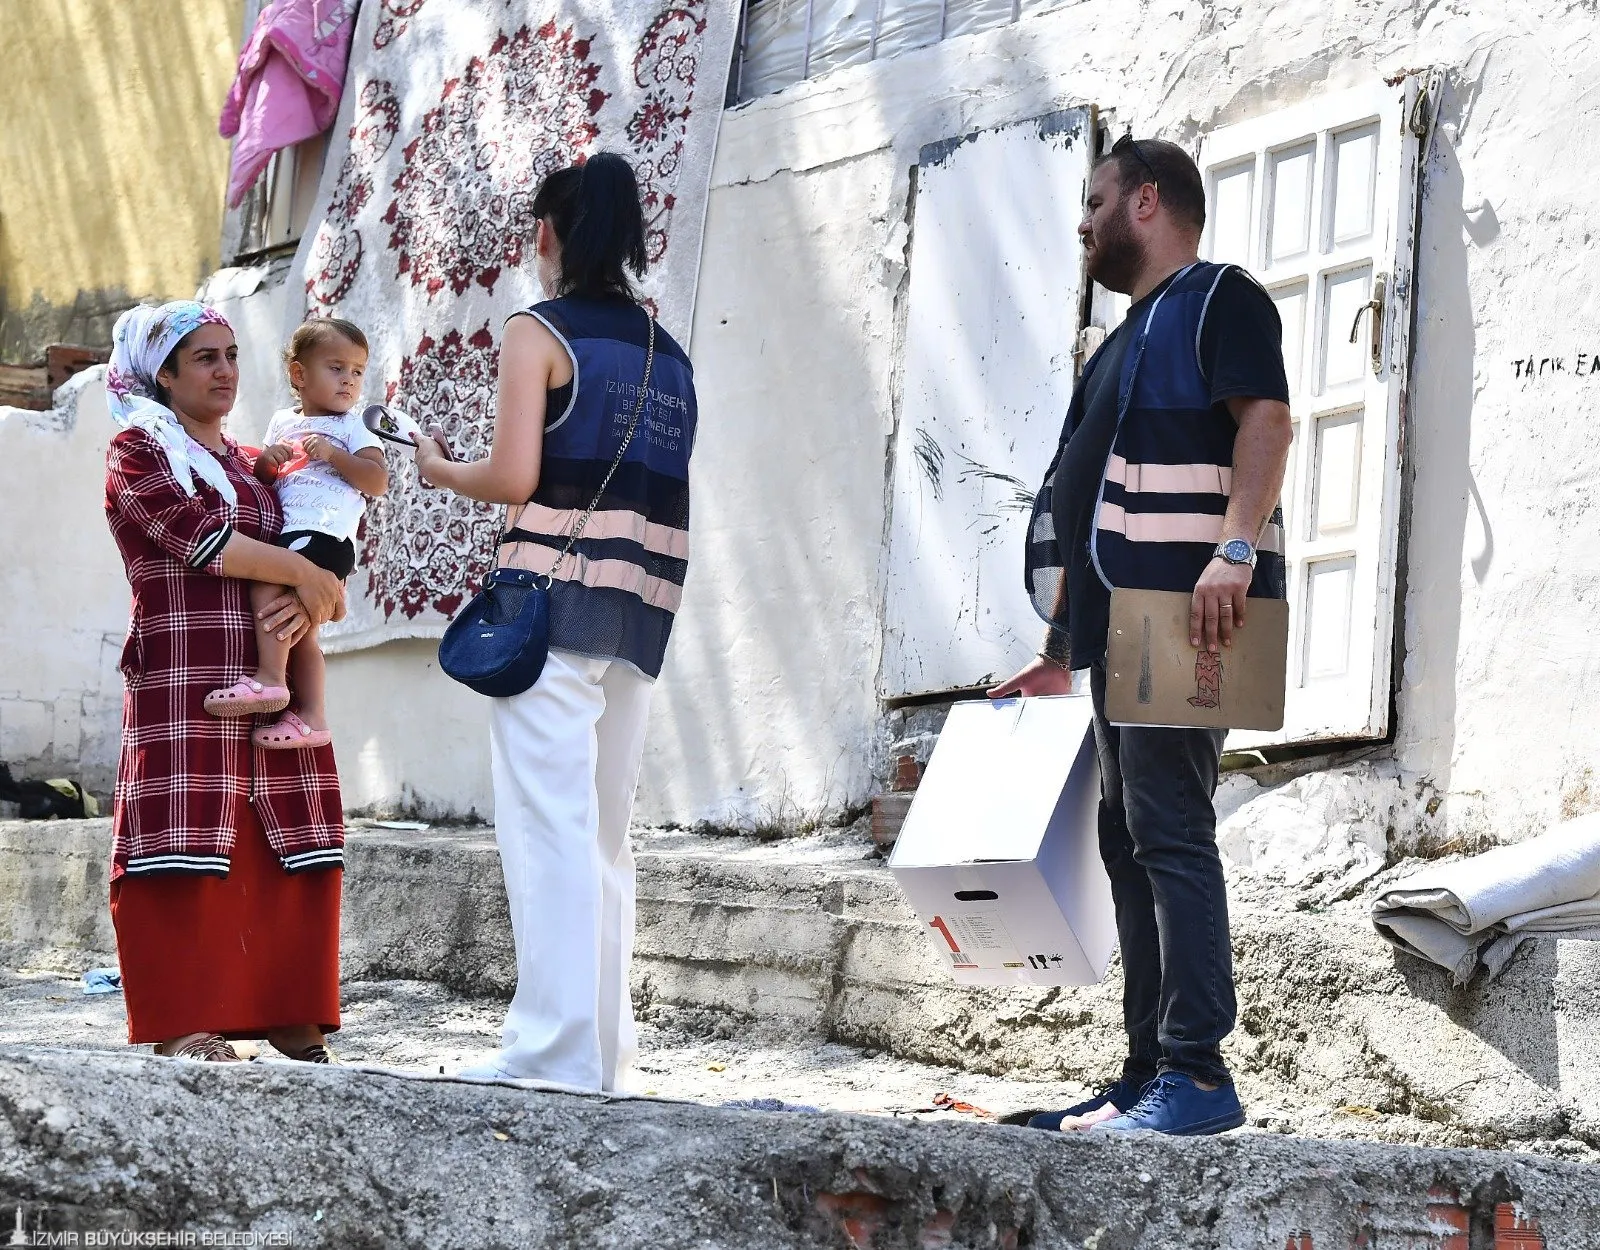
left=1034, top=108, right=1087, bottom=146
left=918, top=128, right=983, bottom=169
left=918, top=108, right=1086, bottom=170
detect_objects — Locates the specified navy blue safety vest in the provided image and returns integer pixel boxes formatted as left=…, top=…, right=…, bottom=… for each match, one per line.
left=1026, top=261, right=1287, bottom=630
left=501, top=295, right=696, bottom=680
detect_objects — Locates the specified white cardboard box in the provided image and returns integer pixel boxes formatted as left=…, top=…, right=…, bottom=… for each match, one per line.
left=887, top=695, right=1115, bottom=987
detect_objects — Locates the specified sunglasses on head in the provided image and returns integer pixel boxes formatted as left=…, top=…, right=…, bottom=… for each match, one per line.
left=1112, top=133, right=1159, bottom=190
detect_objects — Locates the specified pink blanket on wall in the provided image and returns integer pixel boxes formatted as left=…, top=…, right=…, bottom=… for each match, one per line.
left=220, top=0, right=359, bottom=208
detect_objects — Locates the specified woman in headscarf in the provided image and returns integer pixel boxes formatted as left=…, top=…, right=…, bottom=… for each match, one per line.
left=104, top=301, right=348, bottom=1062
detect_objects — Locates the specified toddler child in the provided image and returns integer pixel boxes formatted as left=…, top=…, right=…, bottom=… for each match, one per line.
left=203, top=318, right=389, bottom=748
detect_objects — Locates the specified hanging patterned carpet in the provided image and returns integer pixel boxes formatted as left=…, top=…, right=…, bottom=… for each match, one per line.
left=289, top=0, right=737, bottom=652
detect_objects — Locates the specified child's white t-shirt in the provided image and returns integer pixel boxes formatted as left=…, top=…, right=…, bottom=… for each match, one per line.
left=263, top=408, right=384, bottom=543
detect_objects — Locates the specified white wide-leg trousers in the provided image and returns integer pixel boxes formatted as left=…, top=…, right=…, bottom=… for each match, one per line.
left=487, top=648, right=653, bottom=1092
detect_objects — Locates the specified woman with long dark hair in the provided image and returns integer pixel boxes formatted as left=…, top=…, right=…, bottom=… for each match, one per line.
left=415, top=153, right=697, bottom=1091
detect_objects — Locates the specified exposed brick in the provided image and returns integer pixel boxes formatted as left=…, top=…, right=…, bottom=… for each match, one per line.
left=44, top=344, right=109, bottom=390
left=0, top=363, right=50, bottom=410
left=1286, top=1193, right=1550, bottom=1250
left=1426, top=1186, right=1470, bottom=1250
left=920, top=1207, right=955, bottom=1248
left=815, top=1186, right=1021, bottom=1249
left=815, top=1190, right=891, bottom=1248
left=1495, top=1202, right=1544, bottom=1249
left=871, top=792, right=914, bottom=850
left=892, top=754, right=922, bottom=792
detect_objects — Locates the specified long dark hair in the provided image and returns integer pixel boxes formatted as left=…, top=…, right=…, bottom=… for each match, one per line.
left=531, top=152, right=648, bottom=300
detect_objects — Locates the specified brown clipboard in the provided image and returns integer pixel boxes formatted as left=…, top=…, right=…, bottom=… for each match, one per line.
left=1103, top=588, right=1288, bottom=731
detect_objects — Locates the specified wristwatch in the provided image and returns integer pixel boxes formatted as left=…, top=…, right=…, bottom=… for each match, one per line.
left=1214, top=538, right=1257, bottom=568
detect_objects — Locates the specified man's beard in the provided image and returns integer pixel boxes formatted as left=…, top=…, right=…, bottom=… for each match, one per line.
left=1085, top=195, right=1145, bottom=294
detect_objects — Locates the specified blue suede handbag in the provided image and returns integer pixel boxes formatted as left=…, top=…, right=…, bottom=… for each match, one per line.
left=438, top=316, right=655, bottom=697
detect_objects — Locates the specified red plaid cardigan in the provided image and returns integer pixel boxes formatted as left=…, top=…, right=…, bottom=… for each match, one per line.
left=105, top=427, right=343, bottom=877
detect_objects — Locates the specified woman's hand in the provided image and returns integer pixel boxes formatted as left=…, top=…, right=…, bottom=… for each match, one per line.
left=413, top=427, right=453, bottom=488
left=293, top=562, right=346, bottom=625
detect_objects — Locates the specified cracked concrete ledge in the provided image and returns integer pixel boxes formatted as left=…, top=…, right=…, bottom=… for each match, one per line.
left=4, top=820, right=1599, bottom=1158
left=0, top=1046, right=1595, bottom=1249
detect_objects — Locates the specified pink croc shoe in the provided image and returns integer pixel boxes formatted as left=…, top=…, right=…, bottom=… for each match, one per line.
left=204, top=678, right=291, bottom=718
left=251, top=711, right=332, bottom=751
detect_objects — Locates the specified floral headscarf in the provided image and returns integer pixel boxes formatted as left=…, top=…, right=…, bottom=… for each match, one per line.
left=107, top=301, right=237, bottom=505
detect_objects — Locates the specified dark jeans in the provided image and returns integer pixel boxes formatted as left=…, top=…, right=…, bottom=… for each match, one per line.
left=1090, top=663, right=1233, bottom=1087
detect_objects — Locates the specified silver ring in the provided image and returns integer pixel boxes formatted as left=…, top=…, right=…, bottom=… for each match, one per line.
left=1220, top=604, right=1233, bottom=612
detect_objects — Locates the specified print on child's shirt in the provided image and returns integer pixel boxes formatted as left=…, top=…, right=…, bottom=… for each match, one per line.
left=263, top=409, right=384, bottom=543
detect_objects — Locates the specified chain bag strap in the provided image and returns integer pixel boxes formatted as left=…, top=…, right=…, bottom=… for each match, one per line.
left=439, top=309, right=657, bottom=697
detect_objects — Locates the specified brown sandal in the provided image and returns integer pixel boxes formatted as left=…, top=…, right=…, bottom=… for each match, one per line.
left=166, top=1034, right=241, bottom=1062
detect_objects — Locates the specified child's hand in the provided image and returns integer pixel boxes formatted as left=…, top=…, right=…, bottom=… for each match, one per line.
left=254, top=443, right=295, bottom=482
left=301, top=434, right=339, bottom=463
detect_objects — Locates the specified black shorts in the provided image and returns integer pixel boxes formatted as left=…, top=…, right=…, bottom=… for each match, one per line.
left=277, top=530, right=356, bottom=580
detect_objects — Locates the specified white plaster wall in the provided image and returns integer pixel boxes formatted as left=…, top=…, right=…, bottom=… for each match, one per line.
left=1388, top=35, right=1600, bottom=844
left=323, top=639, right=492, bottom=818
left=0, top=378, right=129, bottom=794
left=645, top=0, right=1600, bottom=842
left=634, top=156, right=898, bottom=825
left=16, top=1, right=1600, bottom=845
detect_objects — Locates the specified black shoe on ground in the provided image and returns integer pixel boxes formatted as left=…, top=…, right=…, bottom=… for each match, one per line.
left=1022, top=1078, right=1154, bottom=1131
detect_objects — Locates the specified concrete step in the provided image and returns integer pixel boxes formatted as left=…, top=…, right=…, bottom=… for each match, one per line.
left=4, top=819, right=1598, bottom=1158
left=0, top=1045, right=1594, bottom=1249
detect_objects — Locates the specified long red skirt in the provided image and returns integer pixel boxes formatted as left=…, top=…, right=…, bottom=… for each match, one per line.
left=109, top=799, right=342, bottom=1044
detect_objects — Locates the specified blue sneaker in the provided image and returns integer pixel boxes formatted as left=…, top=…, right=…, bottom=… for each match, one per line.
left=1024, top=1077, right=1153, bottom=1131
left=1094, top=1072, right=1245, bottom=1136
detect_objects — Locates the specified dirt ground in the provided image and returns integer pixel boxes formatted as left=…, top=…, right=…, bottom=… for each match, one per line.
left=6, top=966, right=1597, bottom=1160
left=0, top=967, right=1095, bottom=1125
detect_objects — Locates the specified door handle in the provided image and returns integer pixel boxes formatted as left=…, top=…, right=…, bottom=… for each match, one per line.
left=1348, top=272, right=1388, bottom=376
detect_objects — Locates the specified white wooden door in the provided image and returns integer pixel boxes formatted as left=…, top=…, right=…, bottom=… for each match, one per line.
left=1199, top=79, right=1429, bottom=743
left=881, top=109, right=1093, bottom=699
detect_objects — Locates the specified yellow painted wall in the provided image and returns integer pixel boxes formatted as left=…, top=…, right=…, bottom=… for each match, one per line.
left=0, top=0, right=244, bottom=362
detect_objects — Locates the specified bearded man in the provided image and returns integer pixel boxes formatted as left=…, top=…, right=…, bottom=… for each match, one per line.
left=988, top=137, right=1293, bottom=1136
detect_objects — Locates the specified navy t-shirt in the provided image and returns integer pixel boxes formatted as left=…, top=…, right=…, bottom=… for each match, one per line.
left=1050, top=268, right=1291, bottom=668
